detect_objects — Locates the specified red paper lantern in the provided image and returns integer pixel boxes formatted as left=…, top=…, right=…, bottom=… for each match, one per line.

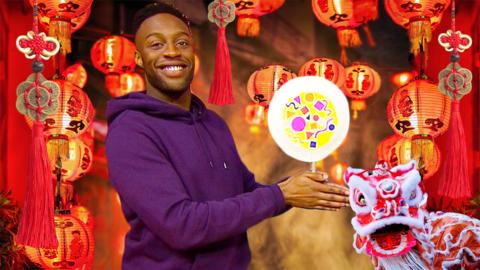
left=39, top=8, right=91, bottom=35
left=105, top=72, right=145, bottom=97
left=312, top=0, right=378, bottom=63
left=342, top=63, right=381, bottom=119
left=247, top=64, right=296, bottom=107
left=244, top=103, right=267, bottom=134
left=25, top=213, right=95, bottom=269
left=233, top=0, right=285, bottom=36
left=71, top=206, right=94, bottom=230
left=377, top=134, right=441, bottom=179
left=298, top=57, right=346, bottom=87
left=62, top=63, right=88, bottom=88
left=330, top=162, right=348, bottom=184
left=47, top=137, right=93, bottom=182
left=387, top=79, right=451, bottom=139
left=30, top=0, right=93, bottom=53
left=90, top=35, right=136, bottom=75
left=385, top=0, right=451, bottom=55
left=26, top=80, right=95, bottom=138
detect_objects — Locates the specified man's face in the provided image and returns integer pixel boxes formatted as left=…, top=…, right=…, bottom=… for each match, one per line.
left=135, top=13, right=195, bottom=95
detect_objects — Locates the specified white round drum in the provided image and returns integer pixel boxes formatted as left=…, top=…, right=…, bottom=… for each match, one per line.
left=268, top=76, right=350, bottom=162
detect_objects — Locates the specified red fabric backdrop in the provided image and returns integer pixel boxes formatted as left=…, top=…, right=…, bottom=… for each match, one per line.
left=424, top=1, right=480, bottom=210
left=0, top=1, right=55, bottom=204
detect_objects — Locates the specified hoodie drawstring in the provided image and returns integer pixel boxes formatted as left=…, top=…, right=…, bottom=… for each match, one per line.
left=192, top=116, right=215, bottom=168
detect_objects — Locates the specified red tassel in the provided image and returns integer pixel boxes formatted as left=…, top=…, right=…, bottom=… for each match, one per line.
left=208, top=27, right=234, bottom=105
left=16, top=121, right=58, bottom=248
left=437, top=101, right=472, bottom=201
left=363, top=25, right=376, bottom=47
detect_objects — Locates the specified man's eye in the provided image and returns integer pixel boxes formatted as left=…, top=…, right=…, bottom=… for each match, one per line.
left=177, top=41, right=189, bottom=47
left=149, top=42, right=162, bottom=49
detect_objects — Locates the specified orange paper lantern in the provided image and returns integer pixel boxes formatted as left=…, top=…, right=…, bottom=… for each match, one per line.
left=377, top=134, right=441, bottom=179
left=25, top=213, right=95, bottom=269
left=105, top=72, right=145, bottom=97
left=233, top=0, right=285, bottom=36
left=342, top=63, right=381, bottom=119
left=31, top=0, right=93, bottom=53
left=25, top=80, right=95, bottom=138
left=244, top=103, right=267, bottom=134
left=387, top=79, right=451, bottom=139
left=62, top=63, right=88, bottom=88
left=90, top=35, right=136, bottom=75
left=385, top=0, right=451, bottom=55
left=312, top=0, right=378, bottom=63
left=47, top=137, right=93, bottom=182
left=71, top=206, right=94, bottom=230
left=298, top=57, right=346, bottom=87
left=247, top=64, right=296, bottom=107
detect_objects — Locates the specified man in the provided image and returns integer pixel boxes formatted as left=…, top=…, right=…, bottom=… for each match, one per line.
left=106, top=2, right=350, bottom=269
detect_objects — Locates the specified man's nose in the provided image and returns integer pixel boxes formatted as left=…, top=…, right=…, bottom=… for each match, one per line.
left=164, top=43, right=180, bottom=57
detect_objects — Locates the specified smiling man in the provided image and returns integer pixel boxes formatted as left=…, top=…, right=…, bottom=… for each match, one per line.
left=105, top=2, right=350, bottom=269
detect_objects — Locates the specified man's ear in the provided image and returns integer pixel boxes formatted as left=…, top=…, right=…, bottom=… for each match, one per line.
left=135, top=50, right=143, bottom=68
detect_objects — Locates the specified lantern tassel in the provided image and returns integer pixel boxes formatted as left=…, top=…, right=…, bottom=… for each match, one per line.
left=49, top=19, right=71, bottom=54
left=363, top=25, right=376, bottom=47
left=236, top=17, right=260, bottom=37
left=437, top=101, right=471, bottom=202
left=17, top=121, right=58, bottom=248
left=208, top=27, right=234, bottom=105
left=409, top=20, right=431, bottom=56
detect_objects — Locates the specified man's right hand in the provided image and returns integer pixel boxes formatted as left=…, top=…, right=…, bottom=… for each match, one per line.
left=277, top=171, right=350, bottom=211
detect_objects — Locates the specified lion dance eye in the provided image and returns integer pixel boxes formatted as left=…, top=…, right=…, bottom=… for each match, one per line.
left=355, top=193, right=367, bottom=206
left=410, top=191, right=417, bottom=200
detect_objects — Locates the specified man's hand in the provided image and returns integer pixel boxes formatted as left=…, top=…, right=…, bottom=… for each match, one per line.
left=277, top=171, right=350, bottom=211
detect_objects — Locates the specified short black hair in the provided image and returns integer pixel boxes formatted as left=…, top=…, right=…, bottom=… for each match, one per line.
left=133, top=2, right=191, bottom=35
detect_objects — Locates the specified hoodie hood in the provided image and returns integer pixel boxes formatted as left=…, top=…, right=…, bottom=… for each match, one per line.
left=106, top=92, right=206, bottom=125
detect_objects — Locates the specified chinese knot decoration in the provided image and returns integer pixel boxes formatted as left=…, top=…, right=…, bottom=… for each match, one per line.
left=247, top=64, right=297, bottom=107
left=15, top=0, right=60, bottom=248
left=233, top=0, right=285, bottom=37
left=435, top=0, right=473, bottom=203
left=208, top=0, right=236, bottom=105
left=341, top=63, right=381, bottom=119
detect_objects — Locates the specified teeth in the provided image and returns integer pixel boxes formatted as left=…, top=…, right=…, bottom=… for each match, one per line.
left=163, top=65, right=184, bottom=71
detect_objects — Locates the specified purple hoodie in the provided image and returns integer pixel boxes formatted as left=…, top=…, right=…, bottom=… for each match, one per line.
left=106, top=92, right=286, bottom=269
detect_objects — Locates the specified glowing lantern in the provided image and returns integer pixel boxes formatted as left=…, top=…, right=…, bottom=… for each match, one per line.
left=298, top=57, right=346, bottom=87
left=105, top=72, right=145, bottom=97
left=71, top=206, right=94, bottom=230
left=247, top=64, right=296, bottom=107
left=30, top=0, right=93, bottom=53
left=387, top=79, right=450, bottom=178
left=25, top=80, right=95, bottom=138
left=312, top=0, right=378, bottom=64
left=245, top=103, right=267, bottom=134
left=387, top=79, right=451, bottom=139
left=62, top=63, right=88, bottom=88
left=90, top=35, right=136, bottom=75
left=39, top=8, right=91, bottom=36
left=385, top=0, right=451, bottom=55
left=47, top=137, right=93, bottom=182
left=25, top=213, right=95, bottom=269
left=390, top=71, right=414, bottom=87
left=377, top=134, right=441, bottom=179
left=342, top=63, right=381, bottom=119
left=233, top=0, right=285, bottom=37
left=330, top=162, right=348, bottom=184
